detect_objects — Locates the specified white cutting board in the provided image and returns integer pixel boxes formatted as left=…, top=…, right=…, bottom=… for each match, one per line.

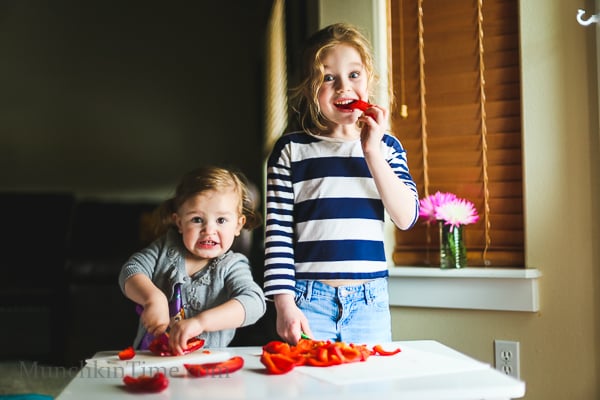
left=296, top=344, right=489, bottom=385
left=85, top=349, right=231, bottom=376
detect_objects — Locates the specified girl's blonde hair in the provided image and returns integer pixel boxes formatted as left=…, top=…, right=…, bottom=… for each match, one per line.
left=154, top=166, right=261, bottom=235
left=290, top=23, right=378, bottom=134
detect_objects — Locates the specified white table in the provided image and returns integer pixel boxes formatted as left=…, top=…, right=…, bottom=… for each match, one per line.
left=56, top=340, right=525, bottom=400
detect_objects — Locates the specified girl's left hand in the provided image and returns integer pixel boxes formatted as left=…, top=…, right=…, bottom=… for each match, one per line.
left=168, top=318, right=204, bottom=355
left=358, top=104, right=388, bottom=155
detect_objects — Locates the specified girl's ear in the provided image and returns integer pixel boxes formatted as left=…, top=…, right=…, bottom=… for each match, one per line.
left=236, top=215, right=247, bottom=236
left=172, top=212, right=182, bottom=233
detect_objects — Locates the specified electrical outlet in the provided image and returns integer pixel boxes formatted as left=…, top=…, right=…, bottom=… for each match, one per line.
left=494, top=340, right=520, bottom=379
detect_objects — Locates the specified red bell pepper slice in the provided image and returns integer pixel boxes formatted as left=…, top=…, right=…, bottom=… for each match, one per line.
left=118, top=346, right=135, bottom=360
left=260, top=352, right=296, bottom=375
left=317, top=346, right=329, bottom=362
left=337, top=99, right=373, bottom=112
left=333, top=344, right=362, bottom=363
left=262, top=340, right=291, bottom=354
left=148, top=334, right=205, bottom=356
left=179, top=337, right=205, bottom=354
left=305, top=350, right=342, bottom=367
left=123, top=372, right=169, bottom=392
left=184, top=356, right=245, bottom=377
left=372, top=344, right=402, bottom=356
left=336, top=99, right=377, bottom=119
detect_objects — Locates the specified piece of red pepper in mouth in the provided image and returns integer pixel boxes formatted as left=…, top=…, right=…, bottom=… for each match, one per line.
left=184, top=356, right=245, bottom=377
left=123, top=372, right=169, bottom=392
left=337, top=99, right=373, bottom=112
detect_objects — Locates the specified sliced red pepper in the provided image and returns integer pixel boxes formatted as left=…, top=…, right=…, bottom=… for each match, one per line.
left=317, top=346, right=329, bottom=362
left=123, top=372, right=169, bottom=392
left=350, top=343, right=373, bottom=361
left=305, top=344, right=342, bottom=368
left=372, top=344, right=401, bottom=356
left=148, top=334, right=205, bottom=356
left=180, top=337, right=205, bottom=354
left=262, top=340, right=291, bottom=354
left=260, top=352, right=296, bottom=375
left=184, top=356, right=245, bottom=377
left=333, top=344, right=362, bottom=363
left=118, top=346, right=135, bottom=360
left=305, top=356, right=342, bottom=367
left=259, top=339, right=402, bottom=374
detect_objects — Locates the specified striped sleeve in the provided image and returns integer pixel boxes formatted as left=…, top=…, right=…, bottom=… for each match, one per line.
left=263, top=135, right=297, bottom=297
left=383, top=134, right=420, bottom=228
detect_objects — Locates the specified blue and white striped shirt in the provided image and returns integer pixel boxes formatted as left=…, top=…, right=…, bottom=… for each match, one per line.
left=263, top=131, right=418, bottom=297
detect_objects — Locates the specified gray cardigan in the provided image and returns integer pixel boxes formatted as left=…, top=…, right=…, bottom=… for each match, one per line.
left=118, top=228, right=266, bottom=348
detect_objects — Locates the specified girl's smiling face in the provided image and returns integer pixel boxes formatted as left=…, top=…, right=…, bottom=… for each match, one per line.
left=173, top=187, right=245, bottom=263
left=317, top=44, right=369, bottom=130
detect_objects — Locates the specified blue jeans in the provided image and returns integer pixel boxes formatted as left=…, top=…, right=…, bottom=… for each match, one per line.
left=294, top=278, right=392, bottom=344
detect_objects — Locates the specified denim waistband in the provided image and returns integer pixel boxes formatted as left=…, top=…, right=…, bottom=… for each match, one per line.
left=295, top=278, right=387, bottom=303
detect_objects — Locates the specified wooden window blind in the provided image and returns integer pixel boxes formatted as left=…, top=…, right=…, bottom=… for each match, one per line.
left=389, top=0, right=524, bottom=267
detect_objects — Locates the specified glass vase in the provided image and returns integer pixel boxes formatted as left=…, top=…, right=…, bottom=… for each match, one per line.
left=439, top=221, right=467, bottom=269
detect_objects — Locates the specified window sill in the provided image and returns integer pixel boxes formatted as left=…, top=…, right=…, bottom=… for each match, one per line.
left=388, top=267, right=541, bottom=312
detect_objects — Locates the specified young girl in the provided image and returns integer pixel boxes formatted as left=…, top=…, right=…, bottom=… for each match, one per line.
left=119, top=166, right=266, bottom=354
left=263, top=23, right=419, bottom=344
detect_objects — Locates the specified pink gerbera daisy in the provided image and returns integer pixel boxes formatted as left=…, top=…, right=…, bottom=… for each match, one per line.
left=419, top=192, right=458, bottom=223
left=435, top=198, right=480, bottom=230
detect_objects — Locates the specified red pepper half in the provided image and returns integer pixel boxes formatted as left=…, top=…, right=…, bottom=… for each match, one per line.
left=118, top=346, right=135, bottom=360
left=184, top=356, right=245, bottom=377
left=148, top=334, right=205, bottom=356
left=123, top=372, right=169, bottom=393
left=372, top=344, right=402, bottom=356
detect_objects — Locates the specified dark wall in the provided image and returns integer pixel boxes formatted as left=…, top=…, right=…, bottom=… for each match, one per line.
left=0, top=1, right=272, bottom=196
left=0, top=0, right=275, bottom=365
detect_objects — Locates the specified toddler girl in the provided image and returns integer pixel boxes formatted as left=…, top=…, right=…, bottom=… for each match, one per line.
left=119, top=166, right=266, bottom=354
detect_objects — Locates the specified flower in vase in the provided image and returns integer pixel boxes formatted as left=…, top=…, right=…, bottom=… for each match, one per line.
left=418, top=191, right=458, bottom=223
left=419, top=192, right=479, bottom=269
left=419, top=191, right=479, bottom=229
left=435, top=198, right=479, bottom=231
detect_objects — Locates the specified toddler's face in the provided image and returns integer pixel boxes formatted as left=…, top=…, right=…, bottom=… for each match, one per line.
left=173, top=188, right=245, bottom=261
left=317, top=44, right=369, bottom=127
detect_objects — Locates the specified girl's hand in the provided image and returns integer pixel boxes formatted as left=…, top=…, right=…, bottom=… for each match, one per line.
left=168, top=318, right=204, bottom=355
left=124, top=274, right=170, bottom=337
left=274, top=294, right=313, bottom=345
left=141, top=298, right=170, bottom=337
left=358, top=104, right=389, bottom=155
left=166, top=299, right=245, bottom=354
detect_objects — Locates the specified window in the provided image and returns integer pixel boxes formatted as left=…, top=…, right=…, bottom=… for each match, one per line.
left=389, top=0, right=524, bottom=267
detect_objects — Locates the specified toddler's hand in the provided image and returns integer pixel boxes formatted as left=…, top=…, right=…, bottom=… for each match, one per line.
left=168, top=318, right=204, bottom=355
left=141, top=298, right=170, bottom=337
